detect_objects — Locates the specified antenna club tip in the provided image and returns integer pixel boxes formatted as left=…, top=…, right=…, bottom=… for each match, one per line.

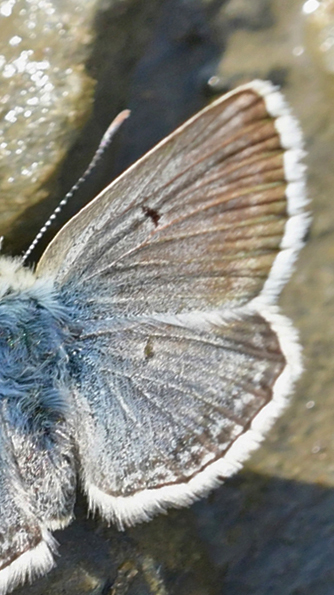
left=108, top=109, right=131, bottom=130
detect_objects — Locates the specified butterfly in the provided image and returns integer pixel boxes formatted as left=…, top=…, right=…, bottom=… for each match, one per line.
left=0, top=80, right=307, bottom=594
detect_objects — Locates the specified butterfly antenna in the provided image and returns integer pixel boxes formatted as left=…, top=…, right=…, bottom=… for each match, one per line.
left=22, top=109, right=130, bottom=263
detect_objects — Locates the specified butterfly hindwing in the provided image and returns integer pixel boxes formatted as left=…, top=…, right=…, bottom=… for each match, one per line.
left=67, top=310, right=288, bottom=527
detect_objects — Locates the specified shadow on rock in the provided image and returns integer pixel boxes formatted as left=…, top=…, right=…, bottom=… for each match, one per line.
left=14, top=471, right=334, bottom=595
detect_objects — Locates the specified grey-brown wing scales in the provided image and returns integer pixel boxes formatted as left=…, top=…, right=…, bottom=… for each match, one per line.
left=70, top=312, right=286, bottom=528
left=0, top=413, right=56, bottom=594
left=0, top=384, right=76, bottom=593
left=37, top=81, right=306, bottom=316
left=4, top=416, right=77, bottom=531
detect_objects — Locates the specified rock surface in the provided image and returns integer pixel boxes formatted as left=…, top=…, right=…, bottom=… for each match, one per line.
left=0, top=0, right=97, bottom=242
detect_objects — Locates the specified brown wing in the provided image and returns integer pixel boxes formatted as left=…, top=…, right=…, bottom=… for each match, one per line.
left=70, top=312, right=289, bottom=528
left=37, top=81, right=306, bottom=316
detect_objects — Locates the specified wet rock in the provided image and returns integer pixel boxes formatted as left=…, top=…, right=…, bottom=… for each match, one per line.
left=0, top=0, right=97, bottom=242
left=304, top=0, right=334, bottom=74
left=220, top=0, right=274, bottom=30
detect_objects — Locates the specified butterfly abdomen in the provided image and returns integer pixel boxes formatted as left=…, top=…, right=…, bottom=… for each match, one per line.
left=0, top=257, right=77, bottom=545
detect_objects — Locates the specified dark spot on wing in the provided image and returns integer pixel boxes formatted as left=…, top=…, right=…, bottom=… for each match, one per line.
left=144, top=337, right=155, bottom=360
left=142, top=206, right=161, bottom=227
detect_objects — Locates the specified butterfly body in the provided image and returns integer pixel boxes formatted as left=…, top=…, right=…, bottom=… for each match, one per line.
left=0, top=80, right=308, bottom=594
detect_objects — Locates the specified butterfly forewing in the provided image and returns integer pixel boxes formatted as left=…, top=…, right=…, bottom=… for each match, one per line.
left=37, top=83, right=300, bottom=316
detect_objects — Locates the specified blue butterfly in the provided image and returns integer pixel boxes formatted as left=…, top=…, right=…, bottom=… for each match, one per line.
left=0, top=80, right=307, bottom=594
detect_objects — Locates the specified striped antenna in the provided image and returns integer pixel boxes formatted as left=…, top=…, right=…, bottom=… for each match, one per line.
left=22, top=110, right=130, bottom=263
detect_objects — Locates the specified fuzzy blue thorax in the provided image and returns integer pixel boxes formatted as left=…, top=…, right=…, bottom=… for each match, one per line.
left=0, top=257, right=72, bottom=438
